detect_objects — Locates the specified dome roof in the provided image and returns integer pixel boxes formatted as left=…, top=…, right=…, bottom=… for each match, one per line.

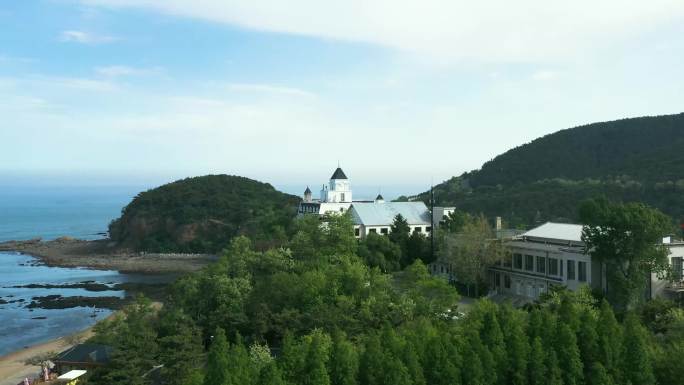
left=330, top=167, right=348, bottom=180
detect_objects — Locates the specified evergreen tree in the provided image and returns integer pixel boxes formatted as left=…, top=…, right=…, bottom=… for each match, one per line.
left=260, top=361, right=286, bottom=385
left=424, top=337, right=460, bottom=385
left=460, top=331, right=485, bottom=385
left=596, top=300, right=622, bottom=381
left=359, top=335, right=384, bottom=385
left=389, top=214, right=411, bottom=266
left=157, top=310, right=204, bottom=385
left=545, top=350, right=564, bottom=385
left=589, top=363, right=614, bottom=385
left=227, top=334, right=254, bottom=385
left=204, top=328, right=230, bottom=385
left=329, top=331, right=359, bottom=385
left=479, top=306, right=506, bottom=385
left=302, top=331, right=331, bottom=385
left=279, top=331, right=304, bottom=383
left=555, top=324, right=583, bottom=385
left=621, top=313, right=656, bottom=385
left=527, top=337, right=546, bottom=385
left=401, top=340, right=427, bottom=385
left=499, top=305, right=528, bottom=385
left=577, top=310, right=599, bottom=383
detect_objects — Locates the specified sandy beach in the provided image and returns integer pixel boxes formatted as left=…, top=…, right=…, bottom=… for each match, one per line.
left=0, top=238, right=215, bottom=274
left=0, top=325, right=96, bottom=385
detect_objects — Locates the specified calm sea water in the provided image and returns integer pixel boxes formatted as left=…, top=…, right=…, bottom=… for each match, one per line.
left=0, top=185, right=161, bottom=356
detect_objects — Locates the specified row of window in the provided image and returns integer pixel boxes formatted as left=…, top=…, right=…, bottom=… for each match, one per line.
left=355, top=226, right=432, bottom=237
left=510, top=253, right=587, bottom=282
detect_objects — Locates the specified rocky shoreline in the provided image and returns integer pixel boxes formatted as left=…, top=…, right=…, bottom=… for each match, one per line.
left=0, top=237, right=217, bottom=274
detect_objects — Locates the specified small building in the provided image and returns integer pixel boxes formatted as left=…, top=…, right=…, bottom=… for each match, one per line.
left=349, top=200, right=432, bottom=238
left=57, top=369, right=87, bottom=385
left=54, top=343, right=113, bottom=374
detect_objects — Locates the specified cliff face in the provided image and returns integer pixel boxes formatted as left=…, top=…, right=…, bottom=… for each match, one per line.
left=109, top=175, right=299, bottom=253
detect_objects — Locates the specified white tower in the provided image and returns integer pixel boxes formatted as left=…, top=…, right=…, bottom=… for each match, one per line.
left=321, top=167, right=352, bottom=203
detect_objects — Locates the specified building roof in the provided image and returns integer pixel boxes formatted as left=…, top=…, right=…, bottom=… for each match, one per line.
left=375, top=194, right=384, bottom=201
left=350, top=202, right=431, bottom=226
left=55, top=343, right=113, bottom=365
left=57, top=370, right=87, bottom=381
left=304, top=186, right=311, bottom=194
left=522, top=222, right=584, bottom=243
left=330, top=167, right=348, bottom=180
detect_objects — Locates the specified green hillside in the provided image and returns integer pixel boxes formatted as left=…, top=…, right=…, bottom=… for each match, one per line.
left=416, top=113, right=684, bottom=227
left=108, top=175, right=299, bottom=252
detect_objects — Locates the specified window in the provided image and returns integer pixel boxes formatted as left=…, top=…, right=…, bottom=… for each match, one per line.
left=369, top=228, right=377, bottom=234
left=673, top=257, right=683, bottom=281
left=341, top=193, right=345, bottom=201
left=567, top=260, right=576, bottom=280
left=339, top=208, right=344, bottom=212
left=578, top=261, right=587, bottom=282
left=354, top=228, right=360, bottom=237
left=426, top=226, right=431, bottom=232
left=415, top=227, right=422, bottom=233
left=504, top=255, right=512, bottom=268
left=525, top=255, right=534, bottom=271
left=548, top=258, right=558, bottom=276
left=536, top=256, right=546, bottom=274
left=514, top=254, right=523, bottom=269
left=380, top=228, right=388, bottom=235
left=504, top=274, right=511, bottom=289
left=495, top=273, right=501, bottom=288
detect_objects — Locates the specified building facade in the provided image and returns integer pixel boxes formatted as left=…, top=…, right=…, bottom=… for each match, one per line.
left=298, top=167, right=355, bottom=216
left=349, top=200, right=432, bottom=238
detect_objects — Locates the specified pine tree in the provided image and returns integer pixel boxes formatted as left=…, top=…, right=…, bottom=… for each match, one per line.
left=157, top=312, right=204, bottom=385
left=424, top=337, right=460, bottom=385
left=359, top=335, right=384, bottom=385
left=402, top=340, right=427, bottom=385
left=204, top=328, right=230, bottom=385
left=545, top=350, right=563, bottom=385
left=329, top=331, right=359, bottom=385
left=577, top=310, right=599, bottom=382
left=589, top=363, right=614, bottom=385
left=596, top=300, right=622, bottom=382
left=302, top=331, right=331, bottom=385
left=527, top=337, right=546, bottom=385
left=227, top=334, right=254, bottom=385
left=280, top=331, right=304, bottom=383
left=260, top=361, right=286, bottom=385
left=621, top=313, right=656, bottom=385
left=555, top=324, right=583, bottom=385
left=460, top=333, right=485, bottom=385
left=479, top=308, right=506, bottom=385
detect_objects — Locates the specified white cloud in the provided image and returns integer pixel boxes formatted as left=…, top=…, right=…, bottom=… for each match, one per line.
left=225, top=83, right=315, bottom=97
left=95, top=65, right=164, bottom=77
left=80, top=0, right=684, bottom=62
left=59, top=30, right=118, bottom=44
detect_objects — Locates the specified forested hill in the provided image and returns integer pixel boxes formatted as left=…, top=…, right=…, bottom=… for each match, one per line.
left=415, top=113, right=684, bottom=227
left=108, top=175, right=299, bottom=253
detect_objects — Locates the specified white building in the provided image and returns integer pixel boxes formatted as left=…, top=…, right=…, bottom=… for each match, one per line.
left=349, top=199, right=432, bottom=238
left=486, top=222, right=684, bottom=302
left=298, top=167, right=358, bottom=216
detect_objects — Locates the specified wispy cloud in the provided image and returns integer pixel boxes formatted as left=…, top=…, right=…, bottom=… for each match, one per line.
left=95, top=65, right=164, bottom=77
left=226, top=83, right=315, bottom=97
left=47, top=76, right=119, bottom=91
left=59, top=30, right=118, bottom=44
left=79, top=0, right=684, bottom=62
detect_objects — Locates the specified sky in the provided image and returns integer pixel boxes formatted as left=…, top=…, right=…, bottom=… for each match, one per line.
left=1, top=1, right=683, bottom=196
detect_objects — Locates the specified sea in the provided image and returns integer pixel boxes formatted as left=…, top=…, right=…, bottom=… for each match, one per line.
left=0, top=184, right=156, bottom=357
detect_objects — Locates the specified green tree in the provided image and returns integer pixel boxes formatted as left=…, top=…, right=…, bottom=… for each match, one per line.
left=527, top=337, right=546, bottom=385
left=389, top=214, right=411, bottom=265
left=259, top=361, right=286, bottom=385
left=577, top=311, right=599, bottom=382
left=357, top=232, right=401, bottom=272
left=555, top=324, right=583, bottom=385
left=226, top=334, right=254, bottom=385
left=579, top=198, right=672, bottom=308
left=204, top=328, right=230, bottom=385
left=589, top=363, right=614, bottom=385
left=329, top=331, right=358, bottom=385
left=596, top=300, right=622, bottom=381
left=157, top=310, right=204, bottom=385
left=302, top=331, right=331, bottom=385
left=621, top=313, right=656, bottom=385
left=440, top=215, right=504, bottom=296
left=545, top=350, right=563, bottom=385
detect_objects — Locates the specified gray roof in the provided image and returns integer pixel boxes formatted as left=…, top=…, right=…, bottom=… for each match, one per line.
left=56, top=343, right=113, bottom=365
left=522, top=222, right=584, bottom=243
left=350, top=202, right=431, bottom=226
left=330, top=167, right=348, bottom=179
left=304, top=186, right=311, bottom=194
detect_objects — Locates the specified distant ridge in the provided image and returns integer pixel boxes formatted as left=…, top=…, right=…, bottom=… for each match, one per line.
left=415, top=113, right=684, bottom=227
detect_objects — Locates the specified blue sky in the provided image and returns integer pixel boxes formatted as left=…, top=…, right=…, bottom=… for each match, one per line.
left=1, top=1, right=683, bottom=196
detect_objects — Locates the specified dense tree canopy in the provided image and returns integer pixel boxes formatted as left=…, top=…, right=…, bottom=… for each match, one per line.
left=109, top=175, right=299, bottom=252
left=414, top=113, right=684, bottom=227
